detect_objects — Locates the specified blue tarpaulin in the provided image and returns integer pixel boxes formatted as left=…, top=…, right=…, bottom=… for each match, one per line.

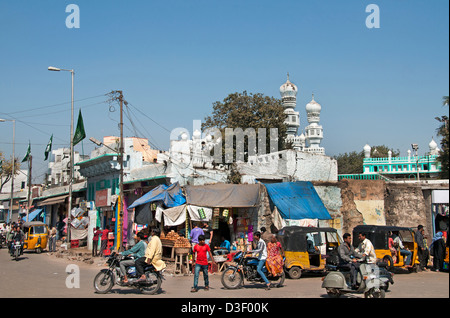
left=264, top=182, right=331, bottom=220
left=128, top=182, right=186, bottom=210
left=22, top=209, right=43, bottom=222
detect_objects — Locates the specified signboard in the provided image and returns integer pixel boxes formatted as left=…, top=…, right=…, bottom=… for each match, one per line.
left=95, top=189, right=111, bottom=207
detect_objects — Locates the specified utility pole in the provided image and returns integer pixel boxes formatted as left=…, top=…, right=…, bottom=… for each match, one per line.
left=118, top=90, right=124, bottom=251
left=108, top=90, right=125, bottom=251
left=26, top=155, right=32, bottom=222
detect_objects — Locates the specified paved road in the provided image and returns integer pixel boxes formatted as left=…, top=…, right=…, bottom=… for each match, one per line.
left=0, top=248, right=448, bottom=299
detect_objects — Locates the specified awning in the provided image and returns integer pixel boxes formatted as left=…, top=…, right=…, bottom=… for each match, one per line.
left=185, top=183, right=261, bottom=208
left=155, top=204, right=214, bottom=227
left=128, top=182, right=186, bottom=210
left=22, top=209, right=43, bottom=222
left=264, top=182, right=331, bottom=220
left=36, top=195, right=68, bottom=207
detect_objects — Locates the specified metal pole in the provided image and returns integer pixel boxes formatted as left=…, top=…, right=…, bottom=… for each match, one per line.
left=118, top=91, right=124, bottom=251
left=67, top=70, right=74, bottom=245
left=9, top=120, right=15, bottom=223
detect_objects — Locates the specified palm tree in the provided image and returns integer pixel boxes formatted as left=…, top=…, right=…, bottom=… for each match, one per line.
left=435, top=96, right=449, bottom=178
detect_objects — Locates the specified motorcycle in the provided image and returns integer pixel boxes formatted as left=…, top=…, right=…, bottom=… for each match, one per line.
left=10, top=240, right=23, bottom=261
left=93, top=252, right=164, bottom=295
left=322, top=256, right=393, bottom=298
left=0, top=233, right=6, bottom=249
left=221, top=251, right=285, bottom=289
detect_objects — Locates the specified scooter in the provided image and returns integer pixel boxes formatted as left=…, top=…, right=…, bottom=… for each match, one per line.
left=322, top=256, right=391, bottom=298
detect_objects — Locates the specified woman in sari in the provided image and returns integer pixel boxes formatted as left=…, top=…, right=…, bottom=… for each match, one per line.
left=266, top=234, right=285, bottom=277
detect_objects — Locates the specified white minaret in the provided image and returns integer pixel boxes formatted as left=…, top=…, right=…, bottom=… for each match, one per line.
left=280, top=73, right=300, bottom=146
left=429, top=137, right=440, bottom=155
left=305, top=94, right=324, bottom=154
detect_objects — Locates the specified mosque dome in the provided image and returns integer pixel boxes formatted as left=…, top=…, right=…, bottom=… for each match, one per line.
left=429, top=138, right=438, bottom=151
left=363, top=144, right=371, bottom=158
left=306, top=94, right=321, bottom=114
left=280, top=73, right=298, bottom=98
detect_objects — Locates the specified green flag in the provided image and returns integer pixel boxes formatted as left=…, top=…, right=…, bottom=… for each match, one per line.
left=73, top=109, right=86, bottom=146
left=22, top=141, right=31, bottom=162
left=44, top=134, right=53, bottom=161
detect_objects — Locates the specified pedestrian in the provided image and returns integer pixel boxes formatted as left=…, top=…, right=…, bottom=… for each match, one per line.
left=266, top=234, right=284, bottom=277
left=260, top=227, right=273, bottom=245
left=189, top=222, right=204, bottom=250
left=48, top=226, right=57, bottom=252
left=191, top=234, right=215, bottom=292
left=100, top=225, right=111, bottom=257
left=415, top=225, right=429, bottom=271
left=202, top=222, right=213, bottom=247
left=430, top=231, right=446, bottom=272
left=246, top=231, right=271, bottom=290
left=202, top=222, right=213, bottom=260
left=135, top=228, right=166, bottom=283
left=92, top=226, right=102, bottom=257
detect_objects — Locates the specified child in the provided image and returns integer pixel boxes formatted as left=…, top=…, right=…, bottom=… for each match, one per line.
left=191, top=235, right=215, bottom=292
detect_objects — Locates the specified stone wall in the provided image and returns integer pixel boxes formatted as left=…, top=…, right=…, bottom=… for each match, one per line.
left=384, top=183, right=428, bottom=229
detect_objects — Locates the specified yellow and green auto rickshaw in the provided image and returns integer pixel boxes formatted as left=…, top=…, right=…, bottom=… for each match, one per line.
left=352, top=225, right=419, bottom=272
left=277, top=226, right=342, bottom=279
left=22, top=221, right=49, bottom=253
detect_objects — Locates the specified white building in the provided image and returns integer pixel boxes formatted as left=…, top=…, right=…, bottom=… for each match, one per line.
left=279, top=74, right=324, bottom=154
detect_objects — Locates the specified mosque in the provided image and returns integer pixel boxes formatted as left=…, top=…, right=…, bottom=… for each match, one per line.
left=280, top=73, right=325, bottom=154
left=161, top=73, right=338, bottom=186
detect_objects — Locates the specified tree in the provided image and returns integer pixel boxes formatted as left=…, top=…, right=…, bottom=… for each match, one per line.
left=202, top=91, right=288, bottom=164
left=0, top=151, right=20, bottom=193
left=435, top=96, right=449, bottom=178
left=334, top=145, right=400, bottom=174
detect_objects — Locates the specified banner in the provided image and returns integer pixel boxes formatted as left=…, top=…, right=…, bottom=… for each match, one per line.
left=44, top=134, right=53, bottom=160
left=73, top=109, right=86, bottom=146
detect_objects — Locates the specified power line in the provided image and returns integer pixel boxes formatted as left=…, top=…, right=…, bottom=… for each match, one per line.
left=0, top=94, right=107, bottom=115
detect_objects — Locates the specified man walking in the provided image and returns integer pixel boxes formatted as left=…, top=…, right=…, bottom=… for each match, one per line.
left=191, top=235, right=215, bottom=292
left=415, top=225, right=429, bottom=271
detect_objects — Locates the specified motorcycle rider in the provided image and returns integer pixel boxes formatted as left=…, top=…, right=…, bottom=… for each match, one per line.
left=355, top=232, right=377, bottom=264
left=338, top=233, right=363, bottom=289
left=10, top=225, right=24, bottom=256
left=246, top=231, right=271, bottom=290
left=119, top=232, right=147, bottom=284
left=136, top=228, right=166, bottom=283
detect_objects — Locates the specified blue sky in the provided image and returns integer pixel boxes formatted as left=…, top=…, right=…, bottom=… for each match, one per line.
left=0, top=0, right=449, bottom=183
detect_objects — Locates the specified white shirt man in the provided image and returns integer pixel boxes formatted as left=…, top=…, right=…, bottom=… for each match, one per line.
left=355, top=233, right=377, bottom=263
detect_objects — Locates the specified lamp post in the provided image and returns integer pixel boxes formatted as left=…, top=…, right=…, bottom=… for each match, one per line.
left=48, top=66, right=74, bottom=244
left=411, top=143, right=419, bottom=182
left=0, top=118, right=15, bottom=223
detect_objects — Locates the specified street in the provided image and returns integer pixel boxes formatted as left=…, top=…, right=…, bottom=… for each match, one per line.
left=0, top=248, right=448, bottom=299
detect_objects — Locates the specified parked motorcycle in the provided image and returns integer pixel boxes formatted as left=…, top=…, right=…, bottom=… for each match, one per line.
left=10, top=240, right=23, bottom=261
left=322, top=256, right=392, bottom=298
left=0, top=233, right=6, bottom=249
left=93, top=252, right=164, bottom=295
left=221, top=251, right=285, bottom=289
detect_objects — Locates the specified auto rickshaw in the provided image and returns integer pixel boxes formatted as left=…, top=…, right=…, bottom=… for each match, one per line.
left=352, top=225, right=419, bottom=272
left=277, top=226, right=342, bottom=279
left=22, top=221, right=49, bottom=253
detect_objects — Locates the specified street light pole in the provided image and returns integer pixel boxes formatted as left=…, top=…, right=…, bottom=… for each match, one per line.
left=49, top=66, right=74, bottom=246
left=0, top=118, right=15, bottom=223
left=411, top=143, right=420, bottom=182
